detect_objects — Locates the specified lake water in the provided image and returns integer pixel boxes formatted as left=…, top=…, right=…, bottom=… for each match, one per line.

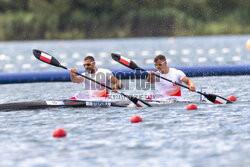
left=0, top=35, right=250, bottom=73
left=0, top=35, right=250, bottom=167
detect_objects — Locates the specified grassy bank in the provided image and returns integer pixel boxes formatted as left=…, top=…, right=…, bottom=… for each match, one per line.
left=0, top=0, right=249, bottom=40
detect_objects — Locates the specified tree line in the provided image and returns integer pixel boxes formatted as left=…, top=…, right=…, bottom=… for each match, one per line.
left=0, top=0, right=249, bottom=40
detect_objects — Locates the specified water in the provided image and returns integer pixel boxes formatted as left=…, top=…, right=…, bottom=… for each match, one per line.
left=0, top=35, right=250, bottom=73
left=0, top=35, right=250, bottom=167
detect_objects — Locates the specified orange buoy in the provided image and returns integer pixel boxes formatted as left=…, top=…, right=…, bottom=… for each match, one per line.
left=53, top=128, right=67, bottom=138
left=186, top=104, right=198, bottom=110
left=130, top=115, right=143, bottom=123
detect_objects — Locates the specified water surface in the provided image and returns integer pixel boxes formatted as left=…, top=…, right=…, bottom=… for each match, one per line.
left=0, top=35, right=250, bottom=167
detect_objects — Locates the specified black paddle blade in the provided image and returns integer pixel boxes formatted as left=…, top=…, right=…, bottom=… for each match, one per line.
left=111, top=53, right=141, bottom=70
left=204, top=94, right=232, bottom=104
left=33, top=49, right=61, bottom=67
left=129, top=96, right=152, bottom=107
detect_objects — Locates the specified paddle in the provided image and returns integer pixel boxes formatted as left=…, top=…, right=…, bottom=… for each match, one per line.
left=32, top=49, right=151, bottom=107
left=111, top=53, right=232, bottom=104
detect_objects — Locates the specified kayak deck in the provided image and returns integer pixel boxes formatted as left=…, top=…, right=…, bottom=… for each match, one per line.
left=0, top=98, right=194, bottom=112
left=0, top=100, right=130, bottom=112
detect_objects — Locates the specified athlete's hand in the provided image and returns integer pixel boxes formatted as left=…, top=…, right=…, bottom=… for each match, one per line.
left=147, top=71, right=156, bottom=83
left=148, top=71, right=155, bottom=76
left=70, top=68, right=84, bottom=83
left=189, top=83, right=196, bottom=92
left=111, top=85, right=118, bottom=93
left=70, top=68, right=77, bottom=76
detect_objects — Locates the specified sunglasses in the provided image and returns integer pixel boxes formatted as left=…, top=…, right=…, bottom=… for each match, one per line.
left=154, top=61, right=165, bottom=67
left=83, top=62, right=94, bottom=68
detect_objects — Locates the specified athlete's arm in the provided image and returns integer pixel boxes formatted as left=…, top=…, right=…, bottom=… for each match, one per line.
left=70, top=68, right=84, bottom=83
left=109, top=76, right=123, bottom=92
left=147, top=71, right=156, bottom=83
left=182, top=76, right=196, bottom=91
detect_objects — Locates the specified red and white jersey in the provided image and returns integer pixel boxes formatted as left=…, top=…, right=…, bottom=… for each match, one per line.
left=81, top=68, right=113, bottom=97
left=155, top=68, right=186, bottom=97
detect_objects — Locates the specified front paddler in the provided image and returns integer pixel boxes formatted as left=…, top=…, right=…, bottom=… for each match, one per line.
left=147, top=55, right=196, bottom=98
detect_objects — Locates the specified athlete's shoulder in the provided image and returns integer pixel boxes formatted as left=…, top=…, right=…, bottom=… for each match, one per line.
left=97, top=68, right=114, bottom=77
left=98, top=68, right=112, bottom=73
left=171, top=68, right=186, bottom=78
left=170, top=67, right=184, bottom=73
left=169, top=67, right=179, bottom=71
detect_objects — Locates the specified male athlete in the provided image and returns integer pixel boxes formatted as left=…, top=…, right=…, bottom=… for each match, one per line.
left=147, top=55, right=196, bottom=98
left=70, top=56, right=122, bottom=98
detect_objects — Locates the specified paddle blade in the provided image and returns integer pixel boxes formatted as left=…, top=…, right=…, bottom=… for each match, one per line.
left=128, top=96, right=152, bottom=107
left=33, top=49, right=61, bottom=67
left=204, top=94, right=232, bottom=104
left=111, top=53, right=141, bottom=70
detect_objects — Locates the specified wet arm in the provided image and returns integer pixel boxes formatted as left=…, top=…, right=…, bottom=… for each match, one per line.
left=182, top=76, right=196, bottom=91
left=110, top=76, right=123, bottom=90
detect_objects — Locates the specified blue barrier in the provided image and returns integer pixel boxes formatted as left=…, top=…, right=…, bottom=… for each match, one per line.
left=0, top=65, right=250, bottom=84
left=178, top=65, right=250, bottom=77
left=0, top=71, right=70, bottom=84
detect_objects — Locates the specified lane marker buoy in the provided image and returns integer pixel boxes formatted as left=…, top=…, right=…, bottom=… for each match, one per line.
left=186, top=104, right=198, bottom=110
left=130, top=115, right=143, bottom=123
left=53, top=128, right=67, bottom=138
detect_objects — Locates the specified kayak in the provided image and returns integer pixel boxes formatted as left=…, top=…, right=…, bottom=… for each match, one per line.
left=0, top=99, right=129, bottom=111
left=0, top=98, right=193, bottom=112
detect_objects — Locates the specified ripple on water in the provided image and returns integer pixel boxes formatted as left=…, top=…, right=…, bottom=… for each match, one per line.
left=0, top=37, right=250, bottom=166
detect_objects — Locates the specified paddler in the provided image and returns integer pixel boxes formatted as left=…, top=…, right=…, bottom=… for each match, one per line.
left=147, top=55, right=196, bottom=98
left=70, top=56, right=122, bottom=98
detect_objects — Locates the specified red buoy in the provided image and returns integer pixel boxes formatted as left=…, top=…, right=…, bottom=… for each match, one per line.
left=53, top=128, right=67, bottom=138
left=227, top=95, right=237, bottom=102
left=186, top=104, right=198, bottom=110
left=130, top=115, right=143, bottom=123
